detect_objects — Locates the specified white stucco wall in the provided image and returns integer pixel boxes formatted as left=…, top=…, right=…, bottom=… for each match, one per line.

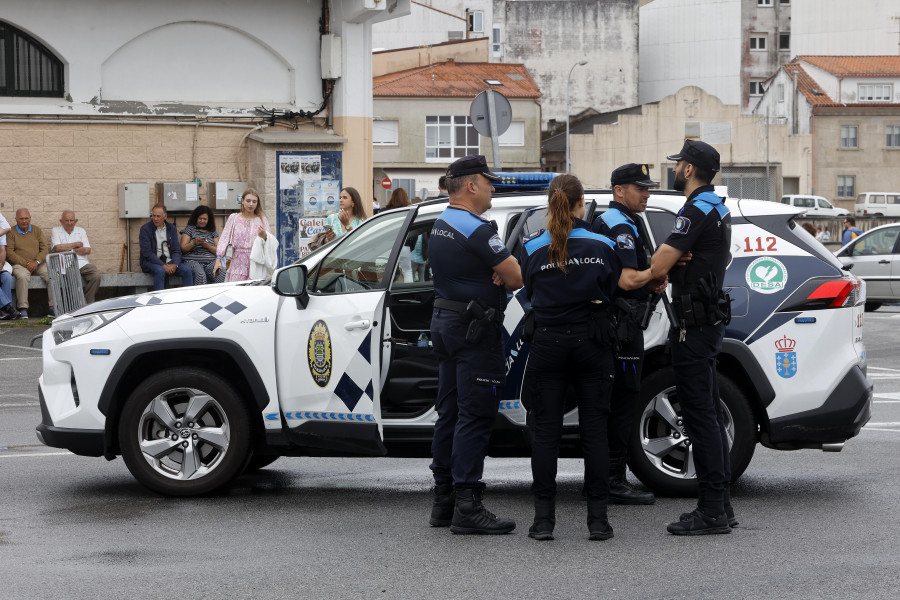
left=372, top=0, right=493, bottom=50
left=639, top=0, right=743, bottom=106
left=791, top=0, right=899, bottom=56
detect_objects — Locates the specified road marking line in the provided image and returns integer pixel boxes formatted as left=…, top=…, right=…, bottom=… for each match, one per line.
left=864, top=428, right=900, bottom=433
left=0, top=451, right=72, bottom=459
left=869, top=366, right=900, bottom=372
left=0, top=403, right=39, bottom=408
left=0, top=343, right=41, bottom=351
left=866, top=422, right=900, bottom=427
left=0, top=357, right=42, bottom=361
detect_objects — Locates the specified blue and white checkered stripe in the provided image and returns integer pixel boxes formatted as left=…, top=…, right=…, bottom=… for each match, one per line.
left=502, top=289, right=528, bottom=336
left=265, top=411, right=377, bottom=423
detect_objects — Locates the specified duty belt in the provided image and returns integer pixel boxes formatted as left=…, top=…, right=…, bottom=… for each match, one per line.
left=433, top=298, right=469, bottom=313
left=434, top=297, right=505, bottom=324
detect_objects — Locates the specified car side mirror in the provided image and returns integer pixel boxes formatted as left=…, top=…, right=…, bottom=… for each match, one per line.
left=842, top=262, right=854, bottom=271
left=274, top=264, right=310, bottom=308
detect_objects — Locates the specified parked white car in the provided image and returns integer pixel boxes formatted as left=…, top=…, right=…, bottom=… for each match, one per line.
left=835, top=222, right=900, bottom=311
left=37, top=191, right=872, bottom=496
left=781, top=195, right=850, bottom=217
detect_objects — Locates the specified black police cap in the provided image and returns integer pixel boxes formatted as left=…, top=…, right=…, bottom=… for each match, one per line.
left=445, top=154, right=501, bottom=181
left=611, top=163, right=658, bottom=187
left=666, top=140, right=720, bottom=173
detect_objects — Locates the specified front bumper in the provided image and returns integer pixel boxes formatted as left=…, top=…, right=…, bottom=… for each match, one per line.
left=36, top=387, right=105, bottom=457
left=763, top=364, right=872, bottom=450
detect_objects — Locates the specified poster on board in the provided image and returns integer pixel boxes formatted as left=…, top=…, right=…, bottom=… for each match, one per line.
left=276, top=151, right=342, bottom=265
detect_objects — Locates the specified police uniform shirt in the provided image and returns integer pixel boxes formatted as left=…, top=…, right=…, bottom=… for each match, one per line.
left=430, top=207, right=511, bottom=310
left=593, top=200, right=651, bottom=301
left=521, top=219, right=622, bottom=326
left=663, top=185, right=732, bottom=297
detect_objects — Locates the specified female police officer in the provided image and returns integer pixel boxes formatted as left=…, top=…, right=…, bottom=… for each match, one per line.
left=520, top=174, right=657, bottom=541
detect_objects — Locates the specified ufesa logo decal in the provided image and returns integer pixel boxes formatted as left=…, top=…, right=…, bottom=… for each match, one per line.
left=308, top=319, right=332, bottom=388
left=746, top=256, right=787, bottom=294
left=775, top=334, right=797, bottom=379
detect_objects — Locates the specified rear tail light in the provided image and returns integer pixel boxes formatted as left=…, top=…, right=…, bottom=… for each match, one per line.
left=778, top=275, right=862, bottom=311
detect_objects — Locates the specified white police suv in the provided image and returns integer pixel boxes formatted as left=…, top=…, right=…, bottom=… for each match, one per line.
left=37, top=190, right=872, bottom=496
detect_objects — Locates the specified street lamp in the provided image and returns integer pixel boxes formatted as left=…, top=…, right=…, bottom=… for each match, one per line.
left=565, top=59, right=588, bottom=174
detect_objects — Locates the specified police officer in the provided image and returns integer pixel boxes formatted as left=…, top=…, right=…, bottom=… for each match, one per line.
left=428, top=154, right=523, bottom=535
left=593, top=163, right=666, bottom=506
left=650, top=140, right=735, bottom=535
left=521, top=174, right=641, bottom=541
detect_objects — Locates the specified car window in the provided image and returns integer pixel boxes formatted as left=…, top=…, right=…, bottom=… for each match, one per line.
left=818, top=198, right=833, bottom=209
left=801, top=197, right=815, bottom=208
left=391, top=220, right=435, bottom=287
left=308, top=211, right=408, bottom=294
left=780, top=197, right=791, bottom=205
left=646, top=209, right=676, bottom=248
left=851, top=227, right=900, bottom=257
left=888, top=194, right=900, bottom=205
left=873, top=195, right=886, bottom=204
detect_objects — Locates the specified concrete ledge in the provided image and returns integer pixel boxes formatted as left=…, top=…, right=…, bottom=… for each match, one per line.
left=10, top=272, right=183, bottom=295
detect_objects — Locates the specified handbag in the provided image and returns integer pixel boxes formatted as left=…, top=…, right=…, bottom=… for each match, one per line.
left=308, top=231, right=329, bottom=251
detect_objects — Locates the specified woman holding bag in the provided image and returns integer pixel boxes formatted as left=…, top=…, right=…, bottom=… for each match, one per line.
left=215, top=188, right=271, bottom=282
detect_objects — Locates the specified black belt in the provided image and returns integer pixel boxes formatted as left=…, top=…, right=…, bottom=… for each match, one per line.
left=433, top=298, right=469, bottom=313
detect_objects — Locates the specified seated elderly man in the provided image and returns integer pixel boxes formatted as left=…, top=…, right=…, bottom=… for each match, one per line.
left=139, top=204, right=193, bottom=291
left=51, top=210, right=102, bottom=305
left=7, top=208, right=52, bottom=319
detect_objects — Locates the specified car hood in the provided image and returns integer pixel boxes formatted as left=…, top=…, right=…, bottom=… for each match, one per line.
left=67, top=281, right=259, bottom=317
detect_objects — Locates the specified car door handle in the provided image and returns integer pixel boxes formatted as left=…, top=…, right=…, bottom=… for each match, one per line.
left=344, top=320, right=371, bottom=331
left=879, top=260, right=890, bottom=264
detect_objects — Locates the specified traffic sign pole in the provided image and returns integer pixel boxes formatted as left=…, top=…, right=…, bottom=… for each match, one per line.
left=486, top=90, right=502, bottom=170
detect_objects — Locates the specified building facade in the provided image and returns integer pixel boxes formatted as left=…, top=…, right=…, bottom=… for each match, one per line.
left=755, top=56, right=900, bottom=209
left=0, top=0, right=407, bottom=273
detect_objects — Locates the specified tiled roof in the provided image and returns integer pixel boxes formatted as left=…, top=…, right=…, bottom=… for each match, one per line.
left=799, top=56, right=900, bottom=78
left=373, top=61, right=541, bottom=99
left=783, top=63, right=839, bottom=107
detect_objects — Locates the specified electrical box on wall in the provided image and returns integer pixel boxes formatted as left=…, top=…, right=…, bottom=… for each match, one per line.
left=209, top=181, right=248, bottom=212
left=320, top=34, right=342, bottom=80
left=155, top=182, right=199, bottom=213
left=118, top=182, right=150, bottom=219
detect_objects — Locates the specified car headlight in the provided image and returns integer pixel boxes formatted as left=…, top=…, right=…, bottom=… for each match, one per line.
left=51, top=309, right=132, bottom=344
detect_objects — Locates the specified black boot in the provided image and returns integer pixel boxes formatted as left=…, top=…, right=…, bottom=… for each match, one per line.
left=608, top=454, right=655, bottom=505
left=586, top=497, right=614, bottom=541
left=723, top=485, right=738, bottom=528
left=429, top=483, right=455, bottom=527
left=450, top=485, right=515, bottom=535
left=528, top=496, right=555, bottom=541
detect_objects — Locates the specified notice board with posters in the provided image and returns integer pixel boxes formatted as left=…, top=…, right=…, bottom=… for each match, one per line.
left=276, top=150, right=343, bottom=266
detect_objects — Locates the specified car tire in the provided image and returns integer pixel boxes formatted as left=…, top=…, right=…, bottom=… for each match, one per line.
left=628, top=367, right=756, bottom=497
left=865, top=302, right=883, bottom=312
left=118, top=367, right=253, bottom=496
left=244, top=455, right=280, bottom=473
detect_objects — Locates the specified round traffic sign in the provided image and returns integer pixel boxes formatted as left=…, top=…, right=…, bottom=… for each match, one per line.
left=381, top=177, right=392, bottom=189
left=469, top=90, right=512, bottom=137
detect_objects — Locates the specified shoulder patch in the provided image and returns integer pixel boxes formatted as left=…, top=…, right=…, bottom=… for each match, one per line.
left=616, top=233, right=635, bottom=250
left=488, top=234, right=505, bottom=254
left=673, top=216, right=691, bottom=234
left=524, top=229, right=544, bottom=243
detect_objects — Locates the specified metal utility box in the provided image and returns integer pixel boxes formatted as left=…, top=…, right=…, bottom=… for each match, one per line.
left=209, top=181, right=249, bottom=212
left=118, top=182, right=150, bottom=219
left=155, top=182, right=199, bottom=213
left=320, top=34, right=342, bottom=80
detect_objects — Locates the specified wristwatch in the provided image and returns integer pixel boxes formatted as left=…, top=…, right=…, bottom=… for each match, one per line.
left=35, top=260, right=40, bottom=265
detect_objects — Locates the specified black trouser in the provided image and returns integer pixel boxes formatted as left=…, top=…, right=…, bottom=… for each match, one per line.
left=669, top=323, right=730, bottom=512
left=608, top=334, right=644, bottom=458
left=429, top=308, right=505, bottom=487
left=527, top=322, right=614, bottom=498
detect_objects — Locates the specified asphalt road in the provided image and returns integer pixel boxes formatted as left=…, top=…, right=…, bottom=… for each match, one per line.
left=2, top=312, right=899, bottom=599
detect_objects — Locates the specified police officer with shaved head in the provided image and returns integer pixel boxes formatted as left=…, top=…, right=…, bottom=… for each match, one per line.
left=593, top=164, right=666, bottom=506
left=428, top=154, right=523, bottom=535
left=650, top=140, right=736, bottom=535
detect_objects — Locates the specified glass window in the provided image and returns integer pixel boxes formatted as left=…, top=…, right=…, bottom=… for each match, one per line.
left=468, top=11, right=483, bottom=33
left=0, top=21, right=64, bottom=97
left=392, top=221, right=435, bottom=287
left=750, top=80, right=765, bottom=96
left=859, top=84, right=892, bottom=102
left=886, top=125, right=900, bottom=148
left=779, top=33, right=790, bottom=50
left=888, top=194, right=900, bottom=205
left=309, top=211, right=409, bottom=294
left=750, top=35, right=767, bottom=50
left=872, top=194, right=886, bottom=204
left=646, top=209, right=677, bottom=247
left=777, top=83, right=785, bottom=102
left=492, top=26, right=502, bottom=56
left=851, top=227, right=900, bottom=257
left=373, top=120, right=399, bottom=145
left=837, top=176, right=855, bottom=198
left=757, top=0, right=772, bottom=5
left=425, top=115, right=478, bottom=161
left=499, top=121, right=525, bottom=146
left=818, top=198, right=834, bottom=209
left=841, top=125, right=858, bottom=148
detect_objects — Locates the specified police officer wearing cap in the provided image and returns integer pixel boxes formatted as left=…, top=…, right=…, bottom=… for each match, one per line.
left=521, top=174, right=659, bottom=541
left=650, top=140, right=736, bottom=535
left=593, top=163, right=667, bottom=506
left=428, top=154, right=523, bottom=535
